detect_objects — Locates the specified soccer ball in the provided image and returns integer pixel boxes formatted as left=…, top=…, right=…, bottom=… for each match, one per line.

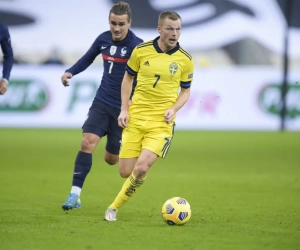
left=161, top=197, right=191, bottom=226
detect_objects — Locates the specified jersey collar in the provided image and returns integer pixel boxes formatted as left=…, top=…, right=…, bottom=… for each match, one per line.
left=153, top=36, right=180, bottom=55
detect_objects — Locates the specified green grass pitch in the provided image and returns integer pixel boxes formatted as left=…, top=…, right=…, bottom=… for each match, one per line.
left=0, top=129, right=299, bottom=250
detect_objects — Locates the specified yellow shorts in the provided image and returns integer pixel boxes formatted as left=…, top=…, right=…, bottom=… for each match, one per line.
left=120, top=117, right=175, bottom=159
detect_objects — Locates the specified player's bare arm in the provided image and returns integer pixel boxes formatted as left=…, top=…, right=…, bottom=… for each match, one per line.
left=164, top=87, right=190, bottom=124
left=61, top=72, right=73, bottom=87
left=118, top=71, right=134, bottom=128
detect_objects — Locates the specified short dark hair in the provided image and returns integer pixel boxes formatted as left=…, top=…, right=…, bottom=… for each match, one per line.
left=109, top=1, right=132, bottom=21
left=158, top=10, right=181, bottom=26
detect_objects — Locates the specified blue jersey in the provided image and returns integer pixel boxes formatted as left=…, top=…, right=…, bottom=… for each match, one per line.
left=0, top=22, right=14, bottom=81
left=66, top=30, right=143, bottom=109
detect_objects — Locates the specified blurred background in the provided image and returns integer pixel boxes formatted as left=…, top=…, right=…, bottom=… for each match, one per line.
left=0, top=0, right=300, bottom=130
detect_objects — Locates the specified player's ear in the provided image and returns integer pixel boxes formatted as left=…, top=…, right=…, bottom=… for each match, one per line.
left=157, top=26, right=161, bottom=34
left=128, top=19, right=132, bottom=27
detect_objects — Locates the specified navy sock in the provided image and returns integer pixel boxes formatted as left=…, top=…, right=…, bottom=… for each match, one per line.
left=72, top=151, right=92, bottom=188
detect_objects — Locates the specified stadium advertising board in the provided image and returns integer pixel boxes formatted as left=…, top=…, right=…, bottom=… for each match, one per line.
left=0, top=66, right=299, bottom=131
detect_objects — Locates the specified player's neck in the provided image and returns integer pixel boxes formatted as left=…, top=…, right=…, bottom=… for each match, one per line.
left=157, top=38, right=172, bottom=53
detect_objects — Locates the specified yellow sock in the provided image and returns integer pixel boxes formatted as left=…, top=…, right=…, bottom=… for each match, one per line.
left=109, top=173, right=145, bottom=210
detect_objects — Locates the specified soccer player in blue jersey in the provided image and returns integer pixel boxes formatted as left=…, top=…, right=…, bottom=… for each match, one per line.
left=0, top=22, right=14, bottom=95
left=104, top=10, right=194, bottom=221
left=61, top=1, right=143, bottom=211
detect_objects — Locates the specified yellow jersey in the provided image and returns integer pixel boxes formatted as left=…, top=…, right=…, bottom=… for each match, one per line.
left=126, top=36, right=194, bottom=122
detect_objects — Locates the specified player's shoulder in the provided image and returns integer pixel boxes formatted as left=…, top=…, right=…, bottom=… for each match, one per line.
left=95, top=30, right=111, bottom=41
left=135, top=36, right=144, bottom=45
left=128, top=30, right=143, bottom=44
left=136, top=40, right=153, bottom=49
left=178, top=46, right=193, bottom=61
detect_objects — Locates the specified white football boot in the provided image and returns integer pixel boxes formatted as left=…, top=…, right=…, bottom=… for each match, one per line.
left=104, top=208, right=117, bottom=221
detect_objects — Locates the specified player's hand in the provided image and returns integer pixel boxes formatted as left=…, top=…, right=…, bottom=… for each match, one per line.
left=0, top=79, right=8, bottom=95
left=118, top=110, right=129, bottom=128
left=61, top=72, right=73, bottom=87
left=164, top=108, right=176, bottom=124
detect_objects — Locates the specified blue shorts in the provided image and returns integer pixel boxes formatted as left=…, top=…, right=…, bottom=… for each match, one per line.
left=82, top=98, right=122, bottom=155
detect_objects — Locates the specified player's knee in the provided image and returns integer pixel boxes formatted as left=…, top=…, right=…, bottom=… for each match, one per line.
left=105, top=156, right=119, bottom=166
left=118, top=160, right=134, bottom=178
left=81, top=138, right=96, bottom=152
left=119, top=169, right=131, bottom=178
left=133, top=167, right=147, bottom=179
left=134, top=161, right=150, bottom=179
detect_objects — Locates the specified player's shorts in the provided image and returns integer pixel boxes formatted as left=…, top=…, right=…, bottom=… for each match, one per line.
left=82, top=98, right=121, bottom=155
left=120, top=117, right=175, bottom=159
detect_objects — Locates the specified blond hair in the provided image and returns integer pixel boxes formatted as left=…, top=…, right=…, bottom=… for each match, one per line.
left=158, top=10, right=181, bottom=26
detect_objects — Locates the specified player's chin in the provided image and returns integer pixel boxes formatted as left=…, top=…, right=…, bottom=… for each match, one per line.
left=112, top=34, right=122, bottom=41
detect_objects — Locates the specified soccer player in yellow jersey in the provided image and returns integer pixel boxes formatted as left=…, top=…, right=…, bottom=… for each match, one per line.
left=104, top=10, right=194, bottom=221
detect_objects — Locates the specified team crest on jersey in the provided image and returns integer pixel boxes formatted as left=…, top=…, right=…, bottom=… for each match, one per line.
left=120, top=47, right=127, bottom=57
left=169, top=62, right=178, bottom=77
left=110, top=45, right=117, bottom=55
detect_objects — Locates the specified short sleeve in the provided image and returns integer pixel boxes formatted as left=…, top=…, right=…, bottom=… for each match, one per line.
left=126, top=47, right=140, bottom=76
left=180, top=58, right=194, bottom=88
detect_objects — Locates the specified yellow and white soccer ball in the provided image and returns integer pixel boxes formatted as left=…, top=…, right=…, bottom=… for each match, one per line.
left=161, top=197, right=192, bottom=226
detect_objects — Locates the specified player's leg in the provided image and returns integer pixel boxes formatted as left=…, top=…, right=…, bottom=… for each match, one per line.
left=71, top=132, right=100, bottom=194
left=104, top=105, right=122, bottom=165
left=119, top=158, right=137, bottom=178
left=62, top=99, right=108, bottom=211
left=62, top=134, right=102, bottom=211
left=118, top=117, right=144, bottom=178
left=107, top=110, right=139, bottom=177
left=104, top=118, right=144, bottom=220
left=142, top=121, right=175, bottom=159
left=104, top=149, right=157, bottom=221
left=103, top=158, right=138, bottom=220
left=104, top=120, right=175, bottom=220
left=104, top=150, right=119, bottom=165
